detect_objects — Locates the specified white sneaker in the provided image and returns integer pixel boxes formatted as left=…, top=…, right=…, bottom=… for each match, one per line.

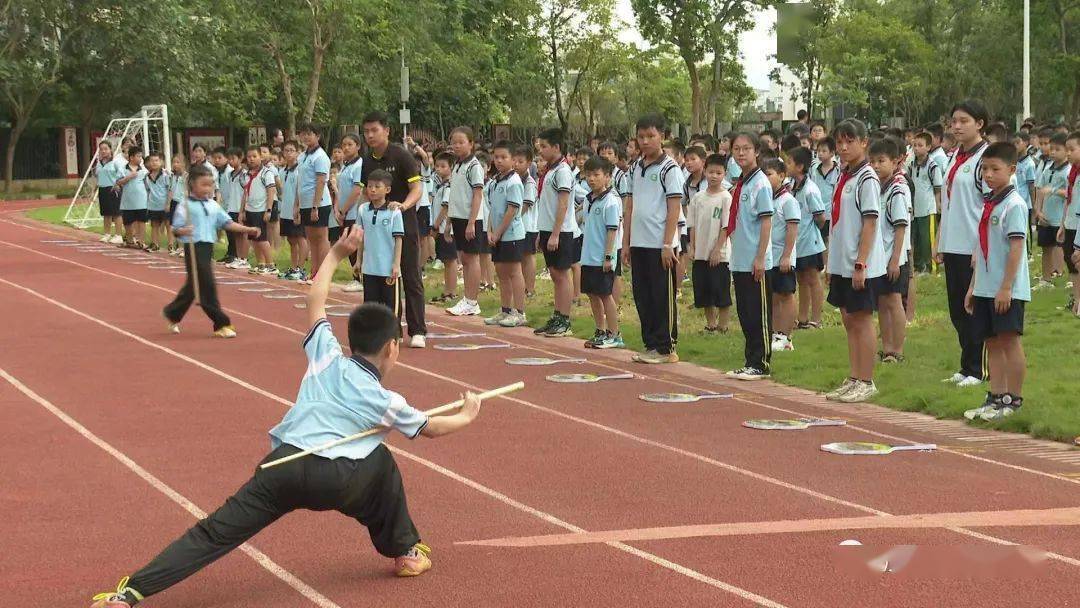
left=772, top=334, right=794, bottom=352
left=167, top=322, right=180, bottom=334
left=770, top=334, right=785, bottom=351
left=342, top=280, right=363, bottom=293
left=432, top=259, right=444, bottom=270
left=236, top=259, right=251, bottom=270
left=447, top=298, right=480, bottom=316
left=942, top=372, right=965, bottom=384
left=825, top=378, right=858, bottom=400
left=484, top=311, right=510, bottom=325
left=109, top=234, right=124, bottom=244
left=99, top=234, right=110, bottom=243
left=499, top=311, right=527, bottom=327
left=225, top=259, right=242, bottom=269
left=838, top=380, right=878, bottom=403
left=408, top=334, right=426, bottom=349
left=957, top=375, right=983, bottom=388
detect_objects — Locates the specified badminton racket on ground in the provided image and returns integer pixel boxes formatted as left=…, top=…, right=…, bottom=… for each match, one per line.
left=546, top=372, right=635, bottom=383
left=743, top=418, right=847, bottom=430
left=260, top=381, right=526, bottom=470
left=505, top=357, right=587, bottom=366
left=433, top=343, right=512, bottom=351
left=639, top=392, right=733, bottom=403
left=821, top=441, right=936, bottom=455
left=427, top=332, right=488, bottom=339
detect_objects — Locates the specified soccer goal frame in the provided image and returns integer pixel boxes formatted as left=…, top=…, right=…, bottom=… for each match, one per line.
left=63, top=104, right=172, bottom=229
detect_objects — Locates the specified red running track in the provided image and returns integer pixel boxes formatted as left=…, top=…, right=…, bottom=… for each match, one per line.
left=2, top=201, right=1080, bottom=607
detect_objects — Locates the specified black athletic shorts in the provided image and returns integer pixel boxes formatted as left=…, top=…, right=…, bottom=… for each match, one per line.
left=970, top=296, right=1025, bottom=341
left=435, top=231, right=458, bottom=261
left=148, top=210, right=167, bottom=223
left=244, top=211, right=268, bottom=242
left=1063, top=229, right=1078, bottom=275
left=301, top=205, right=332, bottom=228
left=491, top=238, right=526, bottom=263
left=525, top=231, right=539, bottom=254
left=98, top=187, right=120, bottom=217
left=795, top=252, right=825, bottom=272
left=573, top=235, right=584, bottom=264
left=827, top=274, right=882, bottom=313
left=581, top=264, right=616, bottom=296
left=878, top=261, right=911, bottom=296
left=1037, top=225, right=1060, bottom=247
left=417, top=206, right=432, bottom=237
left=769, top=267, right=797, bottom=295
left=691, top=260, right=732, bottom=308
left=279, top=218, right=305, bottom=238
left=167, top=200, right=180, bottom=223
left=680, top=233, right=691, bottom=254
left=538, top=230, right=577, bottom=270
left=451, top=217, right=489, bottom=254
left=269, top=200, right=280, bottom=222
left=121, top=209, right=148, bottom=225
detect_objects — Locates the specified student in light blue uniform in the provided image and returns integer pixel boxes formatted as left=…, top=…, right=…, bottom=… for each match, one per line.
left=962, top=142, right=1031, bottom=421
left=1013, top=132, right=1038, bottom=212
left=1034, top=133, right=1070, bottom=285
left=297, top=123, right=333, bottom=281
left=870, top=137, right=911, bottom=364
left=116, top=148, right=149, bottom=247
left=482, top=142, right=528, bottom=327
left=788, top=147, right=826, bottom=330
left=278, top=141, right=308, bottom=280
left=579, top=155, right=624, bottom=349
left=1058, top=131, right=1080, bottom=313
left=724, top=132, right=774, bottom=380
left=166, top=152, right=188, bottom=254
left=357, top=169, right=405, bottom=318
left=334, top=134, right=365, bottom=289
left=145, top=152, right=171, bottom=252
left=533, top=129, right=580, bottom=336
left=94, top=140, right=125, bottom=241
left=810, top=136, right=840, bottom=244
left=93, top=231, right=484, bottom=604
left=763, top=158, right=800, bottom=350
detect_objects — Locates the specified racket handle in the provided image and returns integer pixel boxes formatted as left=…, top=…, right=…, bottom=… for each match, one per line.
left=892, top=444, right=937, bottom=452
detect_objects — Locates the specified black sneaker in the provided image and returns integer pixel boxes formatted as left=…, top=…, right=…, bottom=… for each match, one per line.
left=544, top=317, right=573, bottom=338
left=533, top=315, right=557, bottom=335
left=584, top=329, right=605, bottom=348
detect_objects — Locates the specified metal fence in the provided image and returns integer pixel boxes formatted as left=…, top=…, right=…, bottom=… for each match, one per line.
left=0, top=128, right=62, bottom=180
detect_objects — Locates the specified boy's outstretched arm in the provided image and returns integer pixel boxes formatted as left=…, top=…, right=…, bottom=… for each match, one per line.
left=421, top=392, right=482, bottom=437
left=307, top=225, right=363, bottom=326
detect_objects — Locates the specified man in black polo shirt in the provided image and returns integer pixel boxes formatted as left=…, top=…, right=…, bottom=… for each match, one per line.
left=361, top=111, right=428, bottom=347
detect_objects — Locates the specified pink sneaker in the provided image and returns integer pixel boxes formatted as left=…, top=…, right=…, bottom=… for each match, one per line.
left=394, top=542, right=432, bottom=577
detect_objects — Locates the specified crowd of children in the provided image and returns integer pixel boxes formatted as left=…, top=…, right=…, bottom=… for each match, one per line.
left=93, top=107, right=1080, bottom=416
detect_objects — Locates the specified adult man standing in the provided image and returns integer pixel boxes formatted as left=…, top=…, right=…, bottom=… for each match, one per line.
left=361, top=111, right=428, bottom=348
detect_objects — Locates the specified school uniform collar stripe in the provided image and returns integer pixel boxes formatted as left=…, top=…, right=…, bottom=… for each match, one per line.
left=738, top=167, right=762, bottom=184
left=985, top=185, right=1016, bottom=206
left=586, top=187, right=614, bottom=204
left=303, top=318, right=331, bottom=347
left=843, top=160, right=870, bottom=176
left=638, top=153, right=674, bottom=175
left=348, top=354, right=382, bottom=381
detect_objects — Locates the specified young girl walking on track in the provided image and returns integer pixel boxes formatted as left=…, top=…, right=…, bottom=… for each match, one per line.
left=162, top=165, right=260, bottom=339
left=92, top=226, right=484, bottom=607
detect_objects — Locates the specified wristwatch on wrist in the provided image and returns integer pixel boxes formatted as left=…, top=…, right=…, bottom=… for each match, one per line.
left=604, top=254, right=615, bottom=261
left=854, top=261, right=866, bottom=270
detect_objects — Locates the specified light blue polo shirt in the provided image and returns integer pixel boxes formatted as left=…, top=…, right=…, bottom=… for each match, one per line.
left=269, top=319, right=428, bottom=460
left=118, top=165, right=148, bottom=210
left=486, top=172, right=525, bottom=242
left=298, top=146, right=332, bottom=209
left=573, top=174, right=590, bottom=226
left=94, top=157, right=122, bottom=187
left=146, top=171, right=170, bottom=212
left=728, top=167, right=774, bottom=273
left=1043, top=163, right=1071, bottom=228
left=279, top=164, right=299, bottom=220
left=628, top=154, right=684, bottom=249
left=726, top=156, right=742, bottom=181
left=906, top=155, right=943, bottom=217
left=169, top=173, right=186, bottom=205
left=171, top=197, right=232, bottom=244
left=770, top=188, right=800, bottom=268
left=581, top=188, right=622, bottom=267
left=1035, top=158, right=1053, bottom=188
left=448, top=155, right=487, bottom=223
left=537, top=159, right=579, bottom=234
left=793, top=176, right=826, bottom=257
left=1014, top=155, right=1037, bottom=209
left=827, top=162, right=885, bottom=278
left=243, top=167, right=277, bottom=213
left=973, top=187, right=1030, bottom=301
left=337, top=158, right=364, bottom=221
left=939, top=141, right=989, bottom=255
left=809, top=160, right=840, bottom=221
left=881, top=175, right=912, bottom=266
left=223, top=166, right=246, bottom=214
left=520, top=172, right=538, bottom=233
left=358, top=202, right=404, bottom=277
left=930, top=147, right=950, bottom=185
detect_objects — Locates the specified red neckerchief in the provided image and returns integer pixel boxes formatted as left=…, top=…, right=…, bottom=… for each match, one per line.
left=946, top=140, right=983, bottom=198
left=831, top=161, right=864, bottom=227
left=726, top=167, right=757, bottom=236
left=1067, top=165, right=1079, bottom=209
left=243, top=167, right=263, bottom=198
left=536, top=156, right=567, bottom=199
left=979, top=185, right=1015, bottom=267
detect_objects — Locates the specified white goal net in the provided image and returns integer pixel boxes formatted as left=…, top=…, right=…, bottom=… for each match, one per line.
left=64, top=104, right=172, bottom=228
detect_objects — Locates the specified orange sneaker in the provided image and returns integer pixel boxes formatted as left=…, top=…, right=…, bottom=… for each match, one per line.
left=394, top=542, right=432, bottom=577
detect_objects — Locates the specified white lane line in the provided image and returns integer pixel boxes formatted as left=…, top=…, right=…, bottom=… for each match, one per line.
left=0, top=276, right=786, bottom=607
left=0, top=367, right=342, bottom=608
left=3, top=234, right=1080, bottom=565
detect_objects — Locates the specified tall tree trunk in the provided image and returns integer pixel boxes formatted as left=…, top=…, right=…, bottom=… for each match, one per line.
left=551, top=30, right=567, bottom=133
left=303, top=44, right=326, bottom=123
left=272, top=49, right=297, bottom=138
left=4, top=116, right=27, bottom=192
left=684, top=57, right=702, bottom=135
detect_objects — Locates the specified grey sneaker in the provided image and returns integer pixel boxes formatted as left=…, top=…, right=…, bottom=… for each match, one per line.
left=825, top=378, right=858, bottom=400
left=837, top=380, right=878, bottom=403
left=484, top=311, right=510, bottom=325
left=499, top=310, right=527, bottom=327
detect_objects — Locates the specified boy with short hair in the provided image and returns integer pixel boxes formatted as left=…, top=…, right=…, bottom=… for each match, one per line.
left=870, top=137, right=911, bottom=363
left=962, top=142, right=1030, bottom=421
left=1058, top=132, right=1080, bottom=313
left=907, top=132, right=943, bottom=273
left=222, top=148, right=249, bottom=269
left=357, top=170, right=405, bottom=317
left=163, top=165, right=260, bottom=338
left=579, top=155, right=624, bottom=349
left=533, top=128, right=580, bottom=337
left=1013, top=132, right=1038, bottom=225
left=763, top=158, right=800, bottom=351
left=681, top=145, right=708, bottom=282
left=514, top=146, right=540, bottom=298
left=278, top=141, right=309, bottom=281
left=625, top=114, right=685, bottom=364
left=1035, top=133, right=1071, bottom=286
left=789, top=147, right=827, bottom=330
left=484, top=141, right=528, bottom=327
left=115, top=148, right=149, bottom=249
left=686, top=154, right=733, bottom=332
left=144, top=153, right=170, bottom=252
left=166, top=153, right=187, bottom=256
left=430, top=152, right=460, bottom=304
left=240, top=146, right=278, bottom=275
left=810, top=136, right=840, bottom=244
left=92, top=227, right=483, bottom=607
